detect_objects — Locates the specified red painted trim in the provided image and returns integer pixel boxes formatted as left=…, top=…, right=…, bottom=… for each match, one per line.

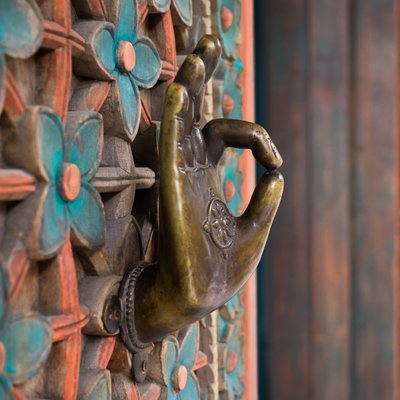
left=239, top=0, right=258, bottom=399
left=5, top=70, right=26, bottom=118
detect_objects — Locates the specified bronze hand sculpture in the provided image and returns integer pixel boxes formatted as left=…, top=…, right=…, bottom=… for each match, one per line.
left=119, top=35, right=284, bottom=351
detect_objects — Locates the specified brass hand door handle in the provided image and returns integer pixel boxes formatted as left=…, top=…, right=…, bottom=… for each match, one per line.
left=119, top=35, right=284, bottom=352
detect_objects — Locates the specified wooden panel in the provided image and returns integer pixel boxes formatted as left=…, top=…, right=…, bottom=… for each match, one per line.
left=352, top=1, right=399, bottom=398
left=239, top=0, right=257, bottom=396
left=257, top=0, right=400, bottom=398
left=308, top=1, right=351, bottom=399
left=257, top=1, right=310, bottom=399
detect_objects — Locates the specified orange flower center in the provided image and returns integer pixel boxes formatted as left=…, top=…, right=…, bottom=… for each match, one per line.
left=61, top=163, right=81, bottom=201
left=224, top=179, right=236, bottom=202
left=117, top=41, right=136, bottom=72
left=0, top=341, right=5, bottom=374
left=226, top=349, right=238, bottom=373
left=223, top=94, right=235, bottom=116
left=221, top=6, right=234, bottom=32
left=173, top=365, right=188, bottom=391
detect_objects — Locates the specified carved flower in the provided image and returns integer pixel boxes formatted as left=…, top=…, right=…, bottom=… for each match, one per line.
left=35, top=109, right=105, bottom=257
left=218, top=296, right=244, bottom=400
left=127, top=0, right=192, bottom=25
left=220, top=326, right=244, bottom=399
left=0, top=269, right=52, bottom=399
left=0, top=0, right=43, bottom=113
left=171, top=0, right=193, bottom=26
left=215, top=60, right=243, bottom=120
left=161, top=324, right=201, bottom=399
left=217, top=0, right=241, bottom=59
left=73, top=0, right=162, bottom=141
left=5, top=107, right=105, bottom=259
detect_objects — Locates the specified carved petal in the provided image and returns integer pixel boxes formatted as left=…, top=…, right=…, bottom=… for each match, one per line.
left=73, top=21, right=116, bottom=81
left=224, top=331, right=244, bottom=398
left=162, top=337, right=180, bottom=385
left=0, top=266, right=6, bottom=324
left=0, top=55, right=4, bottom=114
left=0, top=377, right=13, bottom=400
left=39, top=185, right=70, bottom=256
left=148, top=0, right=171, bottom=12
left=178, top=323, right=199, bottom=370
left=3, top=107, right=64, bottom=182
left=131, top=37, right=161, bottom=89
left=113, top=0, right=138, bottom=42
left=93, top=24, right=117, bottom=77
left=177, top=373, right=200, bottom=400
left=68, top=182, right=105, bottom=249
left=39, top=109, right=65, bottom=181
left=1, top=313, right=52, bottom=383
left=66, top=111, right=104, bottom=181
left=0, top=0, right=43, bottom=58
left=217, top=0, right=241, bottom=58
left=117, top=73, right=141, bottom=139
left=172, top=0, right=193, bottom=26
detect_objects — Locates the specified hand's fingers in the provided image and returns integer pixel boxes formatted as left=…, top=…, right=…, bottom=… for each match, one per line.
left=203, top=119, right=283, bottom=170
left=230, top=171, right=284, bottom=288
left=192, top=35, right=222, bottom=83
left=159, top=35, right=220, bottom=177
left=174, top=54, right=206, bottom=99
left=160, top=53, right=206, bottom=169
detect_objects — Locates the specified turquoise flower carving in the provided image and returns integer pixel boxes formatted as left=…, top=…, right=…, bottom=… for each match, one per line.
left=4, top=107, right=105, bottom=259
left=162, top=324, right=200, bottom=399
left=0, top=0, right=43, bottom=113
left=32, top=108, right=105, bottom=258
left=218, top=295, right=244, bottom=399
left=149, top=0, right=192, bottom=25
left=74, top=0, right=161, bottom=141
left=217, top=0, right=241, bottom=59
left=0, top=269, right=52, bottom=399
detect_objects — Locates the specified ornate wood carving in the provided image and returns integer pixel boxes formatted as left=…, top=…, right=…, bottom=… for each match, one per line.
left=0, top=0, right=260, bottom=398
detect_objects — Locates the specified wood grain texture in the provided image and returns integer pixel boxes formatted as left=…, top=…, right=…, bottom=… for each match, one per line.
left=351, top=1, right=399, bottom=398
left=258, top=1, right=310, bottom=398
left=308, top=1, right=351, bottom=399
left=257, top=0, right=400, bottom=399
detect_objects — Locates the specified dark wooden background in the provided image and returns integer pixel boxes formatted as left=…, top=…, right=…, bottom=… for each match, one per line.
left=255, top=0, right=400, bottom=399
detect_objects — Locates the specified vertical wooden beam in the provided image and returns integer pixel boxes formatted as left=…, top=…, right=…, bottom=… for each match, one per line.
left=351, top=1, right=399, bottom=398
left=260, top=1, right=310, bottom=398
left=308, top=1, right=351, bottom=399
left=240, top=0, right=258, bottom=399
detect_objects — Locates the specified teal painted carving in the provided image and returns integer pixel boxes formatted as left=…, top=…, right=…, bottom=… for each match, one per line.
left=215, top=59, right=243, bottom=120
left=4, top=107, right=105, bottom=259
left=220, top=325, right=244, bottom=399
left=218, top=295, right=244, bottom=399
left=38, top=109, right=105, bottom=257
left=73, top=0, right=161, bottom=141
left=0, top=268, right=52, bottom=398
left=172, top=0, right=193, bottom=26
left=0, top=0, right=43, bottom=113
left=217, top=56, right=245, bottom=398
left=149, top=0, right=171, bottom=12
left=222, top=149, right=243, bottom=216
left=215, top=0, right=241, bottom=58
left=160, top=324, right=201, bottom=399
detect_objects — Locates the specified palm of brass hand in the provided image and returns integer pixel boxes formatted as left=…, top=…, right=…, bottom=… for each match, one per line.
left=120, top=36, right=283, bottom=349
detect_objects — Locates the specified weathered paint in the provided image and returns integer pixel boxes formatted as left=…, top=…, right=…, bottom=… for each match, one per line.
left=83, top=0, right=162, bottom=140
left=171, top=0, right=192, bottom=26
left=0, top=0, right=43, bottom=114
left=33, top=109, right=105, bottom=257
left=215, top=0, right=241, bottom=59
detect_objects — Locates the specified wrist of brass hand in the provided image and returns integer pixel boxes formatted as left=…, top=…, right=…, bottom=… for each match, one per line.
left=119, top=35, right=284, bottom=349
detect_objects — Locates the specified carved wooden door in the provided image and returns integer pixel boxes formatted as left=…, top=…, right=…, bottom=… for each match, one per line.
left=0, top=0, right=257, bottom=398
